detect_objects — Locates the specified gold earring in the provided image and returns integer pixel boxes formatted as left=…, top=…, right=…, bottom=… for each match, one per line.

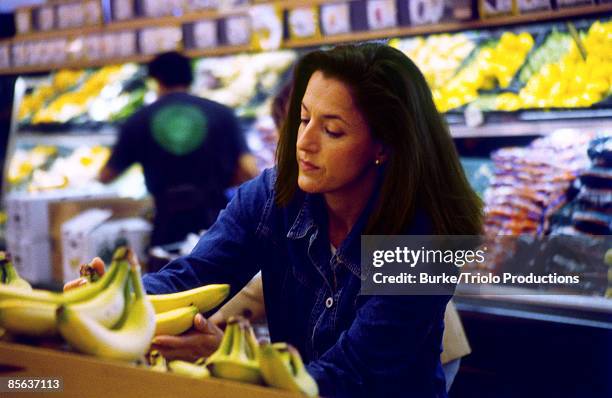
left=375, top=159, right=380, bottom=166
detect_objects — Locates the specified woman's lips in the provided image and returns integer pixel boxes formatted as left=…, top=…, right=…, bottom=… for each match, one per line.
left=299, top=159, right=319, bottom=171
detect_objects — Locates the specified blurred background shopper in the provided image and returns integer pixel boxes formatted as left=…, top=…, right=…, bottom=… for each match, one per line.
left=98, top=51, right=258, bottom=246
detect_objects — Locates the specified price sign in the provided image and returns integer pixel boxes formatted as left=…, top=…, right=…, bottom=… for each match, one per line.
left=555, top=0, right=594, bottom=8
left=37, top=6, right=55, bottom=31
left=15, top=9, right=31, bottom=34
left=224, top=15, right=251, bottom=46
left=84, top=35, right=102, bottom=60
left=194, top=20, right=218, bottom=48
left=517, top=0, right=552, bottom=12
left=407, top=0, right=445, bottom=26
left=367, top=0, right=397, bottom=30
left=117, top=31, right=137, bottom=57
left=288, top=7, right=319, bottom=39
left=140, top=27, right=183, bottom=54
left=249, top=4, right=283, bottom=51
left=478, top=0, right=517, bottom=19
left=83, top=0, right=102, bottom=25
left=0, top=44, right=9, bottom=69
left=57, top=3, right=84, bottom=29
left=186, top=0, right=220, bottom=12
left=112, top=0, right=135, bottom=20
left=321, top=3, right=351, bottom=36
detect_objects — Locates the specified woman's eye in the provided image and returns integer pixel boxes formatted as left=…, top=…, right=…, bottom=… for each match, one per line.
left=325, top=129, right=343, bottom=138
left=300, top=118, right=310, bottom=125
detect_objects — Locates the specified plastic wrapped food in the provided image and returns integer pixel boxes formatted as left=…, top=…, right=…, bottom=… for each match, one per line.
left=579, top=167, right=612, bottom=189
left=587, top=135, right=612, bottom=167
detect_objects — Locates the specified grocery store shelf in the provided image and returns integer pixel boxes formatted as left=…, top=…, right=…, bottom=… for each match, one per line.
left=455, top=296, right=612, bottom=330
left=449, top=117, right=612, bottom=138
left=16, top=129, right=118, bottom=147
left=283, top=4, right=612, bottom=48
left=3, top=55, right=154, bottom=75
left=2, top=3, right=611, bottom=75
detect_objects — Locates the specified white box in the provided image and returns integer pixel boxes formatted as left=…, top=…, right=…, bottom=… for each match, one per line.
left=5, top=190, right=117, bottom=244
left=5, top=237, right=52, bottom=285
left=60, top=209, right=113, bottom=283
left=88, top=218, right=152, bottom=268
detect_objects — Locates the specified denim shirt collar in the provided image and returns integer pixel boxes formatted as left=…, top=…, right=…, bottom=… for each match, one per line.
left=286, top=177, right=383, bottom=279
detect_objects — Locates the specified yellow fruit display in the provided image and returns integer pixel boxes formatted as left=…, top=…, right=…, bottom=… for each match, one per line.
left=434, top=31, right=534, bottom=112
left=514, top=20, right=612, bottom=109
left=32, top=65, right=124, bottom=124
left=391, top=33, right=476, bottom=90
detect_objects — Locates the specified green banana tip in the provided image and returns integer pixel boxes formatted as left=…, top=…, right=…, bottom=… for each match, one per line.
left=112, top=246, right=129, bottom=262
left=56, top=305, right=68, bottom=321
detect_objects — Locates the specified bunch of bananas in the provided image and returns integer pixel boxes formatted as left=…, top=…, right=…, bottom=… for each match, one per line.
left=205, top=316, right=263, bottom=384
left=0, top=247, right=230, bottom=362
left=434, top=31, right=534, bottom=112
left=145, top=350, right=211, bottom=379
left=151, top=283, right=230, bottom=336
left=507, top=20, right=612, bottom=110
left=260, top=342, right=319, bottom=397
left=203, top=316, right=318, bottom=396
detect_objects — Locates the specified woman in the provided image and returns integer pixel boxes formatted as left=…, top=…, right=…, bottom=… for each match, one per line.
left=73, top=43, right=482, bottom=397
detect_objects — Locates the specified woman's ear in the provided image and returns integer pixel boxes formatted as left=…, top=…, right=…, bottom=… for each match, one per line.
left=375, top=144, right=389, bottom=164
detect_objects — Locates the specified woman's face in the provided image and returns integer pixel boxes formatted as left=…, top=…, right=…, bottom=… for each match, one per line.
left=296, top=71, right=382, bottom=196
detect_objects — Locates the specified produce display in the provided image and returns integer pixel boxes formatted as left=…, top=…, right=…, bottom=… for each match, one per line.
left=25, top=64, right=140, bottom=125
left=483, top=130, right=593, bottom=236
left=192, top=50, right=297, bottom=116
left=433, top=31, right=535, bottom=113
left=7, top=144, right=111, bottom=192
left=0, top=247, right=319, bottom=396
left=391, top=33, right=476, bottom=90
left=499, top=20, right=612, bottom=110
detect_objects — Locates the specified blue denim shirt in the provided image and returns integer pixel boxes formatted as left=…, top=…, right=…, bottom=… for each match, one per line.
left=143, top=168, right=450, bottom=397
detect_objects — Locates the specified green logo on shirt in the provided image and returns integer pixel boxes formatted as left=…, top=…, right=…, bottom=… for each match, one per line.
left=151, top=104, right=207, bottom=156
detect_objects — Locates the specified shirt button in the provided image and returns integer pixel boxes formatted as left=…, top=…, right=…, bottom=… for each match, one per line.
left=325, top=297, right=334, bottom=308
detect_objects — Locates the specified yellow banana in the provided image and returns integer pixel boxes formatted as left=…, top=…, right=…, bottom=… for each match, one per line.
left=0, top=254, right=120, bottom=304
left=70, top=258, right=130, bottom=328
left=259, top=342, right=318, bottom=397
left=57, top=251, right=155, bottom=361
left=154, top=305, right=198, bottom=336
left=147, top=350, right=168, bottom=373
left=206, top=316, right=262, bottom=384
left=0, top=250, right=129, bottom=336
left=0, top=252, right=32, bottom=291
left=168, top=360, right=211, bottom=379
left=0, top=299, right=57, bottom=336
left=148, top=284, right=230, bottom=314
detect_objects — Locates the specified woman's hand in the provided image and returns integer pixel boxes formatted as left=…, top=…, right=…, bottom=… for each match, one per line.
left=63, top=257, right=106, bottom=291
left=152, top=313, right=224, bottom=362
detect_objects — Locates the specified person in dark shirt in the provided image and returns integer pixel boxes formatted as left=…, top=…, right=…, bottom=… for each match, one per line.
left=99, top=51, right=258, bottom=245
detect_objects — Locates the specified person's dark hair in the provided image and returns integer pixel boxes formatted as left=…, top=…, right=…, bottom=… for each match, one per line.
left=275, top=43, right=483, bottom=235
left=271, top=82, right=292, bottom=129
left=148, top=51, right=193, bottom=87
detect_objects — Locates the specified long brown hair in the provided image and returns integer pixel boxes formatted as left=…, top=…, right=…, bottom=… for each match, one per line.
left=275, top=43, right=483, bottom=235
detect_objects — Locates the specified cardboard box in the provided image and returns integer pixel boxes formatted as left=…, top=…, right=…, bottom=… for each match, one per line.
left=88, top=217, right=152, bottom=269
left=48, top=197, right=153, bottom=283
left=5, top=190, right=116, bottom=243
left=60, top=209, right=113, bottom=283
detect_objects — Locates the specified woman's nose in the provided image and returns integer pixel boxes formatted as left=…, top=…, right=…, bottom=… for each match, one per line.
left=296, top=122, right=319, bottom=153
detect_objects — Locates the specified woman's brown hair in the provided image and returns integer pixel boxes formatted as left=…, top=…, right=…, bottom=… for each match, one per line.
left=275, top=43, right=483, bottom=235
